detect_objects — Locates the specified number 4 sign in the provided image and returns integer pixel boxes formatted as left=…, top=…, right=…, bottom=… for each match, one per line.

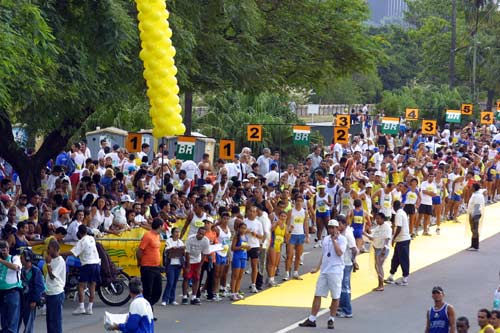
left=219, top=139, right=235, bottom=160
left=481, top=111, right=494, bottom=125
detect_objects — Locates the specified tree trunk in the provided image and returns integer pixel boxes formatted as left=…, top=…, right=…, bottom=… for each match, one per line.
left=184, top=90, right=193, bottom=136
left=487, top=89, right=494, bottom=111
left=0, top=107, right=94, bottom=199
left=449, top=0, right=457, bottom=88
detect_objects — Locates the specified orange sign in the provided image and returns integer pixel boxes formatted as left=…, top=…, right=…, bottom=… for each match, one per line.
left=219, top=139, right=235, bottom=160
left=461, top=103, right=473, bottom=115
left=421, top=120, right=437, bottom=135
left=334, top=127, right=349, bottom=144
left=405, top=108, right=419, bottom=120
left=336, top=115, right=351, bottom=128
left=480, top=111, right=494, bottom=125
left=247, top=125, right=262, bottom=142
left=126, top=133, right=142, bottom=153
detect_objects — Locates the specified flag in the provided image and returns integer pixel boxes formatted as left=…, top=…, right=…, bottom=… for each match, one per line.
left=176, top=136, right=196, bottom=161
left=445, top=110, right=461, bottom=123
left=293, top=126, right=311, bottom=146
left=380, top=117, right=400, bottom=134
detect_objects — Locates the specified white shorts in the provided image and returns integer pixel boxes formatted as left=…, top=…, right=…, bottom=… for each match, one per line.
left=314, top=272, right=343, bottom=299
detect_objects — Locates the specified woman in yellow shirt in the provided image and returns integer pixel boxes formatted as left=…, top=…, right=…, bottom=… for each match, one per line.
left=267, top=211, right=289, bottom=286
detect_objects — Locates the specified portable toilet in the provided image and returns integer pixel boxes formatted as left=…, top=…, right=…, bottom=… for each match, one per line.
left=85, top=127, right=128, bottom=159
left=163, top=132, right=215, bottom=164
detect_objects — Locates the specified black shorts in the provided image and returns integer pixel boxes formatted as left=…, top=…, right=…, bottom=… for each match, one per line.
left=248, top=247, right=260, bottom=259
left=404, top=204, right=415, bottom=215
left=418, top=204, right=432, bottom=215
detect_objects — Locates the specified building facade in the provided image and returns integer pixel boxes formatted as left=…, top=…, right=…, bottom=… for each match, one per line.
left=367, top=0, right=408, bottom=25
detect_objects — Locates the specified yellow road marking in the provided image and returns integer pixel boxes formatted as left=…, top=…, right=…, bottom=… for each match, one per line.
left=236, top=203, right=500, bottom=308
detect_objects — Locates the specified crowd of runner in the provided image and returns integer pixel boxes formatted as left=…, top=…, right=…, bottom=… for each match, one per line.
left=0, top=115, right=499, bottom=332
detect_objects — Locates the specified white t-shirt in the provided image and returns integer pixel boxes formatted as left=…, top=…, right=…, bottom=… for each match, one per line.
left=70, top=235, right=101, bottom=266
left=371, top=222, right=392, bottom=249
left=264, top=170, right=279, bottom=185
left=45, top=256, right=66, bottom=296
left=64, top=220, right=81, bottom=242
left=420, top=181, right=436, bottom=205
left=244, top=218, right=263, bottom=248
left=166, top=238, right=184, bottom=266
left=342, top=227, right=356, bottom=266
left=320, top=235, right=347, bottom=274
left=394, top=209, right=411, bottom=242
left=181, top=160, right=198, bottom=180
left=185, top=235, right=210, bottom=264
left=258, top=212, right=272, bottom=249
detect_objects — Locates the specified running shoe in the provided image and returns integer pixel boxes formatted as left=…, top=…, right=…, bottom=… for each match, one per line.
left=171, top=301, right=179, bottom=305
left=190, top=298, right=201, bottom=305
left=72, top=307, right=86, bottom=315
left=293, top=272, right=303, bottom=280
left=384, top=276, right=395, bottom=284
left=466, top=247, right=478, bottom=251
left=298, top=319, right=316, bottom=327
left=182, top=297, right=189, bottom=305
left=395, top=278, right=408, bottom=286
left=250, top=284, right=258, bottom=293
left=161, top=302, right=167, bottom=306
left=327, top=319, right=335, bottom=329
left=436, top=228, right=440, bottom=235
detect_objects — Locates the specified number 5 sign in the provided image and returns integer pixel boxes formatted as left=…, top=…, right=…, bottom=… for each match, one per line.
left=334, top=127, right=349, bottom=144
left=247, top=125, right=262, bottom=142
left=421, top=120, right=437, bottom=135
left=126, top=133, right=142, bottom=153
left=219, top=139, right=235, bottom=160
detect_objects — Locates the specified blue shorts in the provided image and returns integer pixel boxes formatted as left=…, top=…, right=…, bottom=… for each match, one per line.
left=231, top=257, right=246, bottom=269
left=497, top=174, right=500, bottom=180
left=216, top=254, right=228, bottom=265
left=451, top=194, right=462, bottom=202
left=316, top=211, right=330, bottom=219
left=289, top=234, right=305, bottom=245
left=432, top=196, right=441, bottom=205
left=352, top=223, right=363, bottom=239
left=79, top=263, right=101, bottom=283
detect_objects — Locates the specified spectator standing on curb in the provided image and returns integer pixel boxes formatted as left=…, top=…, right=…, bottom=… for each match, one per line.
left=0, top=240, right=22, bottom=333
left=19, top=248, right=44, bottom=333
left=337, top=214, right=358, bottom=319
left=137, top=218, right=163, bottom=313
left=45, top=239, right=66, bottom=333
left=385, top=200, right=411, bottom=286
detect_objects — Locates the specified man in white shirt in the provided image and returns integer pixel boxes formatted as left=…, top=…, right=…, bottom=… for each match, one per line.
left=64, top=225, right=101, bottom=315
left=308, top=146, right=323, bottom=169
left=299, top=219, right=346, bottom=330
left=182, top=227, right=210, bottom=305
left=257, top=148, right=271, bottom=176
left=256, top=205, right=271, bottom=290
left=467, top=183, right=485, bottom=251
left=264, top=164, right=279, bottom=186
left=337, top=215, right=358, bottom=318
left=44, top=239, right=66, bottom=333
left=385, top=200, right=411, bottom=286
left=244, top=206, right=263, bottom=293
left=417, top=173, right=437, bottom=236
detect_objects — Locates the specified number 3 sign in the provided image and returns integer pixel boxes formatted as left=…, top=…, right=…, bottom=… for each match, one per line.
left=421, top=120, right=437, bottom=135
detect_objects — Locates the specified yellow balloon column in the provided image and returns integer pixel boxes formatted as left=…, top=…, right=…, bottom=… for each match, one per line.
left=135, top=0, right=185, bottom=138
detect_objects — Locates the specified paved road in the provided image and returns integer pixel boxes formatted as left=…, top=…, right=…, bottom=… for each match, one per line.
left=32, top=232, right=500, bottom=333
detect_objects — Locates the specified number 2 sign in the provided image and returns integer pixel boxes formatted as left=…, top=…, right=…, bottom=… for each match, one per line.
left=247, top=125, right=262, bottom=142
left=219, top=139, right=235, bottom=160
left=334, top=127, right=349, bottom=144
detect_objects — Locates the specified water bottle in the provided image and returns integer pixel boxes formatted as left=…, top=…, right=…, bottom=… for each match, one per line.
left=494, top=287, right=500, bottom=310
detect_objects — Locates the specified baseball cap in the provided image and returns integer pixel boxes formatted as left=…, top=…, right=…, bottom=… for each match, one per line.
left=327, top=219, right=339, bottom=227
left=432, top=286, right=444, bottom=294
left=242, top=179, right=250, bottom=183
left=120, top=194, right=134, bottom=203
left=366, top=183, right=373, bottom=188
left=248, top=174, right=256, bottom=179
left=375, top=171, right=383, bottom=177
left=317, top=184, right=326, bottom=189
left=203, top=217, right=214, bottom=224
left=58, top=207, right=71, bottom=215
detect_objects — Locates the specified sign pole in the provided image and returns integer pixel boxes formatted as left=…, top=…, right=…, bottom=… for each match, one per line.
left=278, top=125, right=282, bottom=186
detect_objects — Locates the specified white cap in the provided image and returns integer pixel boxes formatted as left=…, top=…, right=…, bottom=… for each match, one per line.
left=203, top=217, right=214, bottom=223
left=327, top=219, right=339, bottom=227
left=366, top=183, right=373, bottom=188
left=120, top=195, right=134, bottom=203
left=375, top=171, right=383, bottom=177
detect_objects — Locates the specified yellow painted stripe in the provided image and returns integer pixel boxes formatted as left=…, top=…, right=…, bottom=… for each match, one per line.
left=236, top=203, right=500, bottom=308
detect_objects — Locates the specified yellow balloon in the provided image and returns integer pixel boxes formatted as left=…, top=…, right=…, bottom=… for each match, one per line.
left=172, top=85, right=180, bottom=95
left=173, top=104, right=182, bottom=114
left=169, top=65, right=178, bottom=76
left=166, top=46, right=176, bottom=58
left=166, top=94, right=180, bottom=106
left=174, top=123, right=186, bottom=135
left=166, top=28, right=173, bottom=38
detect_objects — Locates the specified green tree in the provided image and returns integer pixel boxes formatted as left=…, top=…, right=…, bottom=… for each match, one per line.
left=169, top=0, right=381, bottom=133
left=0, top=0, right=143, bottom=195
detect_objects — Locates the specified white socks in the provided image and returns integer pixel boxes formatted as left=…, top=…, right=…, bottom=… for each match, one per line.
left=309, top=315, right=316, bottom=322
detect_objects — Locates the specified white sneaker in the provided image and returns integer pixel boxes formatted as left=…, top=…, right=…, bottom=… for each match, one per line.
left=293, top=272, right=303, bottom=280
left=72, top=307, right=86, bottom=315
left=161, top=302, right=167, bottom=306
left=85, top=307, right=93, bottom=315
left=313, top=243, right=319, bottom=248
left=283, top=272, right=290, bottom=281
left=395, top=278, right=408, bottom=286
left=171, top=301, right=179, bottom=305
left=213, top=295, right=222, bottom=302
left=250, top=284, right=258, bottom=293
left=231, top=294, right=239, bottom=301
left=384, top=276, right=395, bottom=284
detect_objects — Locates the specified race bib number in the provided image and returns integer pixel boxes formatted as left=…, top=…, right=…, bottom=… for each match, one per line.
left=342, top=198, right=350, bottom=206
left=318, top=202, right=327, bottom=213
left=194, top=220, right=204, bottom=228
left=275, top=235, right=284, bottom=243
left=294, top=217, right=304, bottom=224
left=383, top=200, right=391, bottom=208
left=408, top=193, right=417, bottom=201
left=492, top=169, right=497, bottom=175
left=354, top=216, right=363, bottom=224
